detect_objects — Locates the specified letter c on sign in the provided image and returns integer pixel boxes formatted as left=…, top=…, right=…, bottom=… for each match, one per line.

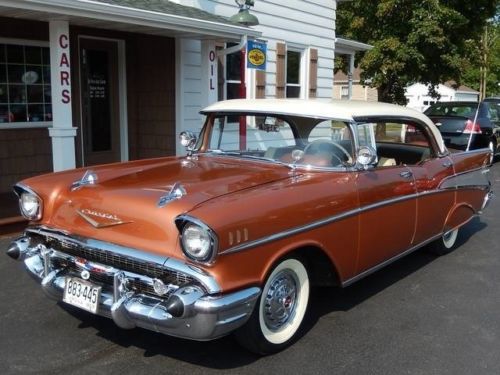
left=59, top=34, right=69, bottom=49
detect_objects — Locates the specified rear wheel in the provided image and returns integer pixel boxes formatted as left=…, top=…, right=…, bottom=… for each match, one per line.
left=235, top=258, right=310, bottom=355
left=428, top=228, right=459, bottom=255
left=488, top=139, right=496, bottom=165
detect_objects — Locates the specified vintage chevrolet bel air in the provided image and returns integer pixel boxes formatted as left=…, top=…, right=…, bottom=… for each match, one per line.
left=6, top=99, right=492, bottom=354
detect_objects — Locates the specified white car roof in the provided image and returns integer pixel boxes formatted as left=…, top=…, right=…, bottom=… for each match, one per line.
left=202, top=99, right=446, bottom=154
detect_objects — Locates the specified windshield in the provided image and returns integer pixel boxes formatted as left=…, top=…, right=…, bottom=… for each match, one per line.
left=204, top=114, right=354, bottom=169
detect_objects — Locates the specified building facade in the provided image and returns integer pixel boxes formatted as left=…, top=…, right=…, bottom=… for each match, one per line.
left=405, top=82, right=480, bottom=112
left=0, top=0, right=341, bottom=217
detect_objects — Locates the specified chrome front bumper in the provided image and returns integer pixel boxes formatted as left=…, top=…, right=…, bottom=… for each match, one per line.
left=7, top=231, right=260, bottom=341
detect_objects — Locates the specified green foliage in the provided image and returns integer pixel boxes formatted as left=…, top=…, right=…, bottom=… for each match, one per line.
left=462, top=21, right=500, bottom=96
left=337, top=0, right=499, bottom=103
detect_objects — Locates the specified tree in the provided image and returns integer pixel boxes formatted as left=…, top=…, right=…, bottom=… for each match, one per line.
left=336, top=0, right=499, bottom=104
left=462, top=20, right=500, bottom=98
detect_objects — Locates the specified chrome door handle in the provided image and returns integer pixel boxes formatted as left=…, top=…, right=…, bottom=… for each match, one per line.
left=442, top=161, right=452, bottom=168
left=399, top=170, right=413, bottom=179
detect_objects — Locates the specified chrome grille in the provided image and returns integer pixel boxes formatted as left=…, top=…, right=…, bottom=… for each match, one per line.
left=32, top=232, right=198, bottom=296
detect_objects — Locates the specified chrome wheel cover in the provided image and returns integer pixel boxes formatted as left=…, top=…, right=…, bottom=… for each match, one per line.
left=263, top=270, right=298, bottom=331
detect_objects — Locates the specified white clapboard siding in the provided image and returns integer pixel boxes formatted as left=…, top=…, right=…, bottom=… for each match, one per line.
left=176, top=0, right=338, bottom=154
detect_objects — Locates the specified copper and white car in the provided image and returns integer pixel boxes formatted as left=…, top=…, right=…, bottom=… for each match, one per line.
left=6, top=99, right=492, bottom=354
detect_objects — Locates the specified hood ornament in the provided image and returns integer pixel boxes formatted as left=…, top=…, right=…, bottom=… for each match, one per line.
left=71, top=170, right=98, bottom=191
left=77, top=208, right=131, bottom=228
left=158, top=182, right=187, bottom=207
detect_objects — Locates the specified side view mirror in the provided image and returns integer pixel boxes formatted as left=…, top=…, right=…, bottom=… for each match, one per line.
left=356, top=146, right=377, bottom=170
left=179, top=131, right=197, bottom=155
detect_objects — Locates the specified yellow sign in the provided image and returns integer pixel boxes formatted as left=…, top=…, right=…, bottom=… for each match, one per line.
left=248, top=48, right=266, bottom=67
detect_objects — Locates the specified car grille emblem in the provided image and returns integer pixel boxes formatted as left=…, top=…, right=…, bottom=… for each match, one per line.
left=77, top=208, right=131, bottom=228
left=80, top=270, right=90, bottom=280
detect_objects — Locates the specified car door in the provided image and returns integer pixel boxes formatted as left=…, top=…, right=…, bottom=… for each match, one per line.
left=353, top=121, right=418, bottom=274
left=410, top=156, right=456, bottom=244
left=355, top=165, right=417, bottom=274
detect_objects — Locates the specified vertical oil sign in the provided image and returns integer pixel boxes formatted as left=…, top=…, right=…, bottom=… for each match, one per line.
left=247, top=40, right=267, bottom=71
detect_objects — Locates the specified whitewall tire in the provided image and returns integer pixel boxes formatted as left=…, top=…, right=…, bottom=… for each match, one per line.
left=428, top=228, right=459, bottom=255
left=235, top=257, right=310, bottom=354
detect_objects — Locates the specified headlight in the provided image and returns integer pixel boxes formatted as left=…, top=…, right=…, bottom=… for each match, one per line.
left=19, top=192, right=42, bottom=220
left=179, top=220, right=217, bottom=263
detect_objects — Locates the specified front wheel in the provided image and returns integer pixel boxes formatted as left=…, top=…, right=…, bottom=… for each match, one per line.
left=234, top=258, right=310, bottom=354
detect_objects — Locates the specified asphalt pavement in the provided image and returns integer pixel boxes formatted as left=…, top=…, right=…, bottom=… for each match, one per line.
left=1, top=164, right=499, bottom=375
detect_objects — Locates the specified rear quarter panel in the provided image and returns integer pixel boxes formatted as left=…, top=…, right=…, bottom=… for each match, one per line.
left=444, top=150, right=491, bottom=229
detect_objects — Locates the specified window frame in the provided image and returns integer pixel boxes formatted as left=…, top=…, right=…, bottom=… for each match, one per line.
left=219, top=42, right=242, bottom=102
left=285, top=46, right=306, bottom=99
left=0, top=37, right=53, bottom=130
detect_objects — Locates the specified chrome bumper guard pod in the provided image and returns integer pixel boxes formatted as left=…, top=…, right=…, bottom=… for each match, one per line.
left=6, top=227, right=261, bottom=341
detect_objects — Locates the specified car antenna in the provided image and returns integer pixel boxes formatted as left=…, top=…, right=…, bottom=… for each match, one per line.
left=465, top=101, right=482, bottom=152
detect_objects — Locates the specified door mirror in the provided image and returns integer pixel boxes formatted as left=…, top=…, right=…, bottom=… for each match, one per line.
left=356, top=146, right=377, bottom=169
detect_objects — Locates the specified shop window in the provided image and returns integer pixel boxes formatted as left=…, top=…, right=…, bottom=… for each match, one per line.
left=0, top=42, right=52, bottom=126
left=286, top=50, right=301, bottom=98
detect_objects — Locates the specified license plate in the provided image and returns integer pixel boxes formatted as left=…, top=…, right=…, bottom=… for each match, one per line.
left=63, top=277, right=101, bottom=314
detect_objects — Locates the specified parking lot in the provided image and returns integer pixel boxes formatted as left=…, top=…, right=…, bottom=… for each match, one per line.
left=1, top=164, right=499, bottom=375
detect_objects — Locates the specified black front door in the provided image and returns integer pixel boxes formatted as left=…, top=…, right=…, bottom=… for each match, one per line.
left=80, top=38, right=120, bottom=166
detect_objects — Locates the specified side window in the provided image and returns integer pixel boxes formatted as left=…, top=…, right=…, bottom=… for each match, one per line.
left=487, top=104, right=500, bottom=122
left=357, top=121, right=434, bottom=167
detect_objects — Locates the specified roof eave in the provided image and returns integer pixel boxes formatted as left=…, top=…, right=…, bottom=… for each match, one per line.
left=0, top=0, right=261, bottom=39
left=335, top=37, right=372, bottom=52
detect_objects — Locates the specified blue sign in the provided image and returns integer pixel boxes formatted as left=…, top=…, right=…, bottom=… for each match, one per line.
left=247, top=40, right=267, bottom=71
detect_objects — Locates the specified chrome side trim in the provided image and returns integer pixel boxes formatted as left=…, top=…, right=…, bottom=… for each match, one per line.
left=342, top=232, right=443, bottom=287
left=25, top=226, right=222, bottom=294
left=439, top=167, right=491, bottom=190
left=221, top=183, right=488, bottom=255
left=448, top=147, right=491, bottom=157
left=221, top=190, right=439, bottom=255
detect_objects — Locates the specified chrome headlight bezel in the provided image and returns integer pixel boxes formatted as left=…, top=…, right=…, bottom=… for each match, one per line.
left=175, top=215, right=218, bottom=264
left=14, top=184, right=43, bottom=221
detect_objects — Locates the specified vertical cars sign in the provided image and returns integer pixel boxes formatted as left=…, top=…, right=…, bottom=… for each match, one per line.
left=247, top=40, right=267, bottom=71
left=49, top=20, right=76, bottom=171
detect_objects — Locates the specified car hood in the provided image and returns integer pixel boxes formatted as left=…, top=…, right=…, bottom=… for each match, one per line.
left=25, top=156, right=292, bottom=258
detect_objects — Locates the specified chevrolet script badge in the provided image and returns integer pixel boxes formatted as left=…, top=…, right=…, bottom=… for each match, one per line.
left=77, top=208, right=131, bottom=228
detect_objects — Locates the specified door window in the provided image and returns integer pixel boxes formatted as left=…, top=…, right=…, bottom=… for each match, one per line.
left=356, top=121, right=434, bottom=167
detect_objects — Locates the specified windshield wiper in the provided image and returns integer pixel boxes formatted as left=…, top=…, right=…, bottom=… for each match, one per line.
left=207, top=150, right=293, bottom=169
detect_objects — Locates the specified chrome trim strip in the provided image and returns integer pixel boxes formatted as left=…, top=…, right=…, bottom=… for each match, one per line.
left=342, top=232, right=443, bottom=287
left=439, top=167, right=491, bottom=190
left=221, top=191, right=427, bottom=255
left=220, top=185, right=487, bottom=255
left=25, top=226, right=222, bottom=294
left=449, top=147, right=491, bottom=157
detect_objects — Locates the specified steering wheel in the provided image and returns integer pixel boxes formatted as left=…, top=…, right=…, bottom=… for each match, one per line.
left=303, top=139, right=352, bottom=165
